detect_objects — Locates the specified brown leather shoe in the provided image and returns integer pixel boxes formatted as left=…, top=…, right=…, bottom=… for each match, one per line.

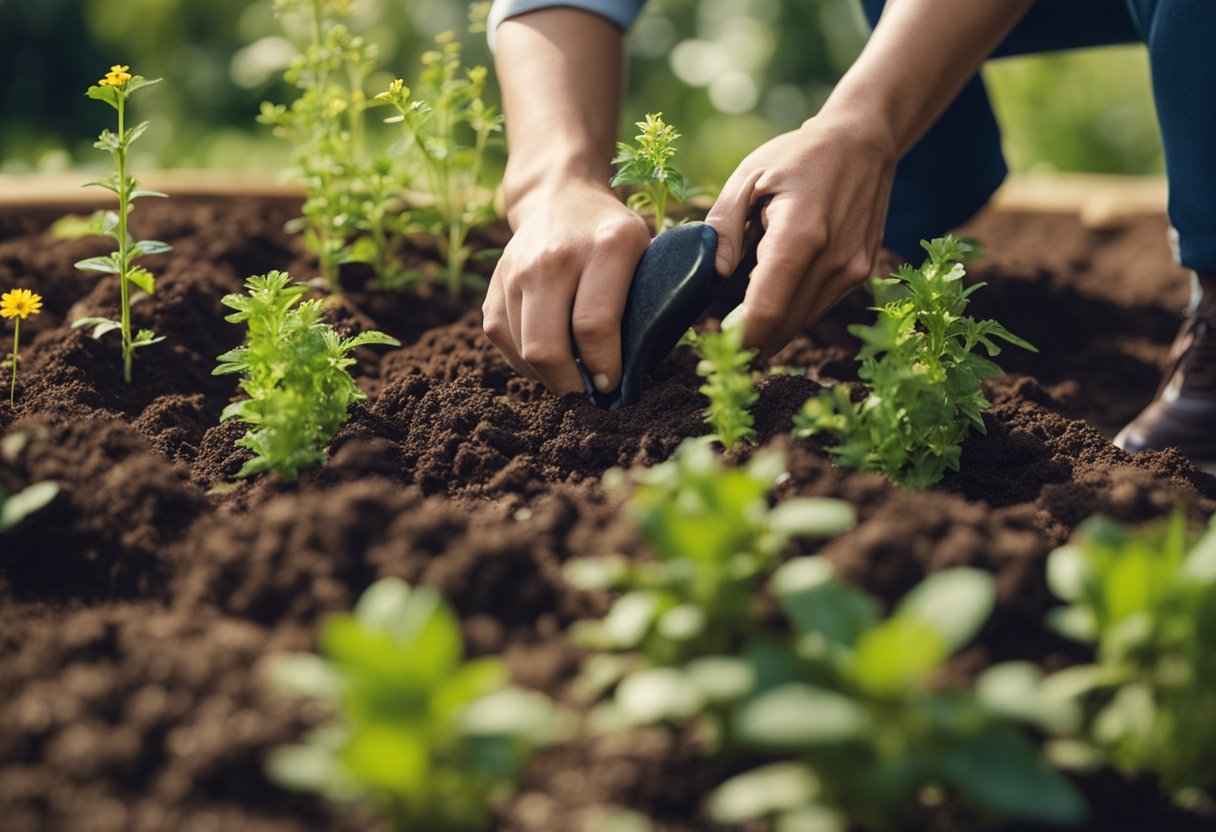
left=1114, top=299, right=1216, bottom=473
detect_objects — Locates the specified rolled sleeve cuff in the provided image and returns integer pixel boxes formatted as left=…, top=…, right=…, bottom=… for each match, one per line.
left=487, top=0, right=645, bottom=49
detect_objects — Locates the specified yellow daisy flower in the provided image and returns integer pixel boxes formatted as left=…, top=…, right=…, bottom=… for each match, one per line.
left=0, top=288, right=43, bottom=320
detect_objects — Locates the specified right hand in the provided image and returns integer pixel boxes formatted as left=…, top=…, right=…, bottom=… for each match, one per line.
left=483, top=181, right=651, bottom=395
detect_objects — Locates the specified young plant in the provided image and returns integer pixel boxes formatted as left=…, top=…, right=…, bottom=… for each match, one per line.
left=72, top=65, right=170, bottom=382
left=214, top=271, right=400, bottom=480
left=680, top=311, right=758, bottom=449
left=708, top=558, right=1087, bottom=831
left=794, top=235, right=1035, bottom=489
left=266, top=578, right=557, bottom=831
left=376, top=30, right=503, bottom=294
left=260, top=0, right=385, bottom=288
left=611, top=112, right=689, bottom=233
left=1045, top=512, right=1216, bottom=797
left=566, top=438, right=855, bottom=726
left=2, top=289, right=43, bottom=405
left=1, top=480, right=58, bottom=533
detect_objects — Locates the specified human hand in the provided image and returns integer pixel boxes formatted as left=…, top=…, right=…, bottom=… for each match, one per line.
left=483, top=181, right=651, bottom=394
left=705, top=112, right=898, bottom=359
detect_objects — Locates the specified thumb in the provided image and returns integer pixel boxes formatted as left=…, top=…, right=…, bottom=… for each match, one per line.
left=705, top=168, right=762, bottom=277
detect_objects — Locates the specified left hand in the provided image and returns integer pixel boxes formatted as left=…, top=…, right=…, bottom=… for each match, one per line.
left=705, top=111, right=898, bottom=359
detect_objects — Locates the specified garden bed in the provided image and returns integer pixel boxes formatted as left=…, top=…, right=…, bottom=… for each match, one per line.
left=1, top=196, right=1214, bottom=831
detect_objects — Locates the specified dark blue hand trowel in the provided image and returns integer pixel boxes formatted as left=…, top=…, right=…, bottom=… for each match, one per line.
left=577, top=218, right=762, bottom=410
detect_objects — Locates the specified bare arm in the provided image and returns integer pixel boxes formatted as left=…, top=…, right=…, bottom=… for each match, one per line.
left=706, top=0, right=1036, bottom=358
left=485, top=9, right=651, bottom=394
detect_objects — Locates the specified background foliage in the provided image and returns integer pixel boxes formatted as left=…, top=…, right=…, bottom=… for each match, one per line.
left=0, top=0, right=1163, bottom=186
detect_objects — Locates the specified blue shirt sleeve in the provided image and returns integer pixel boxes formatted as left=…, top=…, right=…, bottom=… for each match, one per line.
left=487, top=0, right=646, bottom=49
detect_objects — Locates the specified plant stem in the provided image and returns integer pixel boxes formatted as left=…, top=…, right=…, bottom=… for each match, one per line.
left=9, top=319, right=18, bottom=405
left=116, top=93, right=132, bottom=383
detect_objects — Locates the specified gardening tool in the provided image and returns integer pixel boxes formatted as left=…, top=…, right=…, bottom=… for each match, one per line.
left=577, top=217, right=763, bottom=410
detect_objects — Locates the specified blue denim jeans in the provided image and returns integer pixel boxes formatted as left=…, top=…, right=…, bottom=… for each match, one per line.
left=861, top=0, right=1216, bottom=272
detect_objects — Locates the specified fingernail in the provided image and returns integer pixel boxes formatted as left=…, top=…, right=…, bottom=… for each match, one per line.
left=594, top=373, right=611, bottom=392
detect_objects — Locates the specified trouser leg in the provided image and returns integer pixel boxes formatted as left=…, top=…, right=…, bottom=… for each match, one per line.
left=858, top=0, right=1141, bottom=258
left=1123, top=0, right=1216, bottom=272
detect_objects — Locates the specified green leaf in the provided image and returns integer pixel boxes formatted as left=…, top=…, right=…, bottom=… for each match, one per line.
left=768, top=498, right=856, bottom=539
left=126, top=267, right=156, bottom=295
left=771, top=557, right=878, bottom=649
left=565, top=555, right=630, bottom=590
left=975, top=661, right=1081, bottom=734
left=132, top=329, right=165, bottom=348
left=85, top=84, right=120, bottom=109
left=339, top=727, right=428, bottom=793
left=265, top=742, right=342, bottom=793
left=707, top=762, right=821, bottom=824
left=1047, top=544, right=1092, bottom=602
left=458, top=687, right=557, bottom=744
left=131, top=240, right=172, bottom=258
left=850, top=617, right=948, bottom=695
left=601, top=591, right=661, bottom=649
left=265, top=652, right=342, bottom=703
left=684, top=656, right=756, bottom=704
left=615, top=667, right=705, bottom=725
left=71, top=317, right=122, bottom=339
left=0, top=481, right=59, bottom=533
left=124, top=76, right=163, bottom=96
left=896, top=567, right=995, bottom=651
left=342, top=330, right=402, bottom=350
left=130, top=189, right=170, bottom=200
left=75, top=255, right=121, bottom=274
left=733, top=683, right=868, bottom=748
left=939, top=727, right=1088, bottom=825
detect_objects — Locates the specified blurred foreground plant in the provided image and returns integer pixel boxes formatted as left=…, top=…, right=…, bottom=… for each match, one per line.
left=794, top=236, right=1035, bottom=489
left=1045, top=512, right=1216, bottom=801
left=611, top=113, right=690, bottom=234
left=266, top=578, right=557, bottom=830
left=2, top=288, right=42, bottom=405
left=376, top=29, right=503, bottom=294
left=71, top=65, right=170, bottom=382
left=214, top=271, right=399, bottom=479
left=0, top=480, right=58, bottom=533
left=566, top=438, right=854, bottom=727
left=707, top=558, right=1086, bottom=831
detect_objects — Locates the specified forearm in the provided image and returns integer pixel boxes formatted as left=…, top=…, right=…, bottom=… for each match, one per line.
left=821, top=0, right=1035, bottom=155
left=495, top=8, right=625, bottom=223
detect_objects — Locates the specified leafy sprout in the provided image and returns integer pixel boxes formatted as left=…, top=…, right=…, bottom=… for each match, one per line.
left=611, top=112, right=690, bottom=233
left=266, top=578, right=558, bottom=831
left=214, top=270, right=400, bottom=480
left=794, top=235, right=1035, bottom=489
left=680, top=310, right=758, bottom=449
left=71, top=65, right=169, bottom=382
left=1, top=480, right=58, bottom=533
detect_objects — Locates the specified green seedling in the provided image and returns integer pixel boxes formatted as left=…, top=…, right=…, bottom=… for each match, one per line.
left=376, top=30, right=503, bottom=295
left=72, top=65, right=170, bottom=383
left=266, top=578, right=558, bottom=831
left=260, top=0, right=387, bottom=288
left=794, top=235, right=1035, bottom=489
left=566, top=438, right=854, bottom=727
left=611, top=113, right=690, bottom=234
left=1045, top=512, right=1216, bottom=798
left=0, top=480, right=58, bottom=533
left=680, top=311, right=758, bottom=449
left=214, top=271, right=399, bottom=480
left=707, top=558, right=1087, bottom=831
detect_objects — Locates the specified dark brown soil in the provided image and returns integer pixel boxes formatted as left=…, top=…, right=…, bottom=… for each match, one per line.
left=1, top=199, right=1214, bottom=832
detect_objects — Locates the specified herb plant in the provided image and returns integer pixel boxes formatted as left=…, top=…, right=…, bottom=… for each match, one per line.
left=267, top=578, right=557, bottom=831
left=72, top=65, right=170, bottom=382
left=214, top=271, right=399, bottom=480
left=708, top=557, right=1087, bottom=831
left=567, top=438, right=855, bottom=726
left=680, top=312, right=758, bottom=449
left=260, top=0, right=383, bottom=289
left=0, top=480, right=58, bottom=533
left=376, top=30, right=504, bottom=294
left=794, top=236, right=1035, bottom=489
left=2, top=289, right=43, bottom=405
left=611, top=113, right=689, bottom=233
left=1045, top=512, right=1216, bottom=797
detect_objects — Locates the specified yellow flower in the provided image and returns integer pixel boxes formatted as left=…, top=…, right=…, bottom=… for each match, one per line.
left=0, top=289, right=43, bottom=320
left=99, top=64, right=133, bottom=87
